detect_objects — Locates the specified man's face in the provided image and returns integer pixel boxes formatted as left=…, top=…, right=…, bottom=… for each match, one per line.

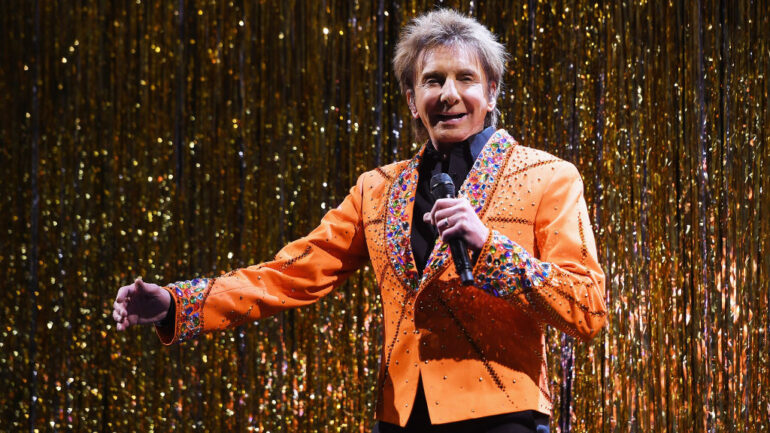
left=408, top=45, right=496, bottom=150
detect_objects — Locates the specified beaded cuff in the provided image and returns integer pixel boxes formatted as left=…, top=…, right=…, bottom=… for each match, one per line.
left=474, top=230, right=552, bottom=297
left=166, top=277, right=212, bottom=342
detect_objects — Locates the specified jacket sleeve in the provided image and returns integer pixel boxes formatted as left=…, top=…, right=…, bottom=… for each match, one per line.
left=155, top=174, right=370, bottom=345
left=472, top=161, right=607, bottom=341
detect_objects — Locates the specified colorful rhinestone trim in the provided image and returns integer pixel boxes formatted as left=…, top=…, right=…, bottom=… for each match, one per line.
left=420, top=130, right=515, bottom=287
left=384, top=151, right=422, bottom=291
left=474, top=230, right=553, bottom=298
left=167, top=277, right=212, bottom=342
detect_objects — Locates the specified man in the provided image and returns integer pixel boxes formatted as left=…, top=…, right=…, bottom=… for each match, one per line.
left=113, top=9, right=607, bottom=432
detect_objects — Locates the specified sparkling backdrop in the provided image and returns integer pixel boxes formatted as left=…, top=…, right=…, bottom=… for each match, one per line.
left=1, top=0, right=768, bottom=431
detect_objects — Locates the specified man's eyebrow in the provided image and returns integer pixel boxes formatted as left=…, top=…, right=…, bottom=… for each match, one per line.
left=420, top=68, right=480, bottom=79
left=455, top=68, right=480, bottom=77
left=419, top=70, right=444, bottom=79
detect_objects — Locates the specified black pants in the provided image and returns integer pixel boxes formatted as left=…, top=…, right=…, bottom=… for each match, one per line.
left=374, top=378, right=550, bottom=433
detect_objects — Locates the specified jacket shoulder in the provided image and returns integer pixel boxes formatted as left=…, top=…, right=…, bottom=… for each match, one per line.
left=504, top=143, right=577, bottom=179
left=363, top=159, right=409, bottom=180
left=354, top=159, right=410, bottom=220
left=358, top=159, right=410, bottom=190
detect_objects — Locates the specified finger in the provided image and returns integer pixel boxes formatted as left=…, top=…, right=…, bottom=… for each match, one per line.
left=439, top=216, right=449, bottom=228
left=432, top=198, right=461, bottom=209
left=437, top=217, right=455, bottom=237
left=134, top=277, right=146, bottom=293
left=432, top=204, right=466, bottom=223
left=429, top=198, right=451, bottom=225
left=430, top=199, right=457, bottom=226
left=441, top=222, right=467, bottom=241
left=429, top=204, right=437, bottom=227
left=112, top=307, right=124, bottom=323
left=115, top=284, right=136, bottom=303
left=113, top=299, right=124, bottom=312
left=438, top=197, right=473, bottom=215
left=114, top=286, right=127, bottom=303
left=424, top=210, right=448, bottom=227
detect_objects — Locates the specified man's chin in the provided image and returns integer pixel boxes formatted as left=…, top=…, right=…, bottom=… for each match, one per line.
left=430, top=130, right=474, bottom=147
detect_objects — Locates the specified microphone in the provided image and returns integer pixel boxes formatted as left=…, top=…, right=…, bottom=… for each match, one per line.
left=430, top=173, right=474, bottom=285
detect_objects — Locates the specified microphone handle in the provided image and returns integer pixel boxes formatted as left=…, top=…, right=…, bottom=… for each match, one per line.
left=448, top=238, right=474, bottom=285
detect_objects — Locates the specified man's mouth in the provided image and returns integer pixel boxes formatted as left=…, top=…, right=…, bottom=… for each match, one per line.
left=435, top=112, right=467, bottom=122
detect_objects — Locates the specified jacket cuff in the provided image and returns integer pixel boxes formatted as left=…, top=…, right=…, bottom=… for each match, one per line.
left=154, top=278, right=212, bottom=345
left=472, top=229, right=552, bottom=297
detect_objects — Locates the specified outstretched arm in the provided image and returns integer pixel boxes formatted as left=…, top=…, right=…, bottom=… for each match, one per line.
left=112, top=174, right=370, bottom=344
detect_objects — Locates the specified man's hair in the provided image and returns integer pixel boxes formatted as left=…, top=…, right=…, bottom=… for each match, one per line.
left=393, top=9, right=508, bottom=140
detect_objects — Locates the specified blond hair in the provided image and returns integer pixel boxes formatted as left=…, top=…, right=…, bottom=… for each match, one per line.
left=393, top=9, right=508, bottom=140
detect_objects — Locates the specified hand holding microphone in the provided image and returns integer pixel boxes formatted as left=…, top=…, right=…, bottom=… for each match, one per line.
left=426, top=173, right=489, bottom=285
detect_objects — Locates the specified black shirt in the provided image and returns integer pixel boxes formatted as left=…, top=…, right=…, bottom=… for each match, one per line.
left=410, top=126, right=495, bottom=274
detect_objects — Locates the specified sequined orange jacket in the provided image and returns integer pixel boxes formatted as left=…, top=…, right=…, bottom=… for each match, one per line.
left=156, top=129, right=607, bottom=426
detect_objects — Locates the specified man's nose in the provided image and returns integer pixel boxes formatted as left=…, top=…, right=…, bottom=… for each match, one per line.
left=439, top=79, right=460, bottom=105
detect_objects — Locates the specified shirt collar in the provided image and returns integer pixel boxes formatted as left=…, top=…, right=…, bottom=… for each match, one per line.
left=424, top=125, right=496, bottom=162
left=468, top=126, right=496, bottom=161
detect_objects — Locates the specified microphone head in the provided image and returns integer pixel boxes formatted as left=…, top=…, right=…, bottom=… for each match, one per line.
left=430, top=172, right=455, bottom=199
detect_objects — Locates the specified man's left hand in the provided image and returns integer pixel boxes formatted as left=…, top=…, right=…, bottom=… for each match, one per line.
left=423, top=197, right=489, bottom=252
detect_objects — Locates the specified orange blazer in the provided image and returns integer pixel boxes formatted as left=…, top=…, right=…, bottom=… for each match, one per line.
left=156, top=129, right=607, bottom=426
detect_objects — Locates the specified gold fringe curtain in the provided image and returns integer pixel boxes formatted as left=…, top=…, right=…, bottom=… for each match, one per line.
left=1, top=0, right=768, bottom=431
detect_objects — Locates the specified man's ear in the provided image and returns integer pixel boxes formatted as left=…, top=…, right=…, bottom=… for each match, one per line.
left=406, top=90, right=419, bottom=118
left=486, top=81, right=497, bottom=112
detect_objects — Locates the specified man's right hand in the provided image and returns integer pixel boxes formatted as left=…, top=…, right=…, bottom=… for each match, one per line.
left=112, top=277, right=172, bottom=331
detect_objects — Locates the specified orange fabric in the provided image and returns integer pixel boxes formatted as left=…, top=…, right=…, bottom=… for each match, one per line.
left=156, top=130, right=607, bottom=426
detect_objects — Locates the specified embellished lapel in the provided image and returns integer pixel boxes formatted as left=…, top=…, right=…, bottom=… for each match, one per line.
left=419, top=129, right=517, bottom=289
left=384, top=146, right=425, bottom=291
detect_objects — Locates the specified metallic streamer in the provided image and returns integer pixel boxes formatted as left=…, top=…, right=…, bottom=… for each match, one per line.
left=1, top=0, right=768, bottom=431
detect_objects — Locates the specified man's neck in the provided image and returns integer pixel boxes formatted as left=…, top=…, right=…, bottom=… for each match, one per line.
left=429, top=126, right=495, bottom=161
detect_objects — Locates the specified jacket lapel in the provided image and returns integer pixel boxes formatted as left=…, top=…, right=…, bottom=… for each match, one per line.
left=419, top=129, right=517, bottom=289
left=384, top=147, right=425, bottom=291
